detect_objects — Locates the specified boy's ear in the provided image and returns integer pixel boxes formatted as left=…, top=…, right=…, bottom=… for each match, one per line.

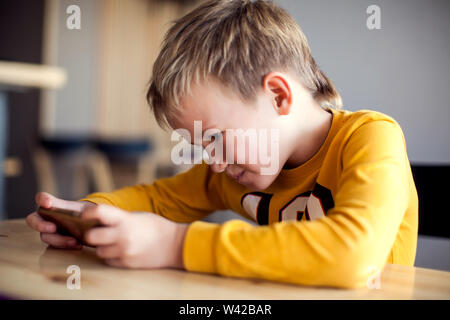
left=263, top=72, right=292, bottom=115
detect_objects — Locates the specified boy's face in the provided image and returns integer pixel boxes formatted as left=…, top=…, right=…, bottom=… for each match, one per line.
left=171, top=76, right=294, bottom=191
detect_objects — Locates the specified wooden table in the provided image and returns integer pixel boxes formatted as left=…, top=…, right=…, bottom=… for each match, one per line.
left=0, top=219, right=449, bottom=300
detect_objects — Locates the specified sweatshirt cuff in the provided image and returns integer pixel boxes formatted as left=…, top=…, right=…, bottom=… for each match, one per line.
left=183, top=221, right=220, bottom=274
left=78, top=195, right=116, bottom=206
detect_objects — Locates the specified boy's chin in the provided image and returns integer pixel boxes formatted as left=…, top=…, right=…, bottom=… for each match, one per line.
left=240, top=175, right=276, bottom=192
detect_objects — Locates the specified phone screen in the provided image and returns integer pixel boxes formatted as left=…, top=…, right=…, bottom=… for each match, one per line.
left=37, top=206, right=102, bottom=246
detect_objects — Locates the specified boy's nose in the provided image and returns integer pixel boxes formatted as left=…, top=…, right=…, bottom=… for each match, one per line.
left=210, top=162, right=228, bottom=173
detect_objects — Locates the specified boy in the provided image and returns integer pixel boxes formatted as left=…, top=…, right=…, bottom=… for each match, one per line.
left=26, top=0, right=418, bottom=288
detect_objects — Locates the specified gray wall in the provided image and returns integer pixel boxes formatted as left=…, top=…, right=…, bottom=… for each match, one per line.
left=277, top=0, right=450, bottom=164
left=51, top=0, right=99, bottom=135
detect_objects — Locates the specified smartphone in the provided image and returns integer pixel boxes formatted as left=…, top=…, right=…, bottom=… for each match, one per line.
left=37, top=206, right=102, bottom=246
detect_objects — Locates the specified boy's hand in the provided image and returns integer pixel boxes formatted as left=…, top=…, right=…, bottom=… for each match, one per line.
left=26, top=192, right=96, bottom=249
left=81, top=204, right=189, bottom=270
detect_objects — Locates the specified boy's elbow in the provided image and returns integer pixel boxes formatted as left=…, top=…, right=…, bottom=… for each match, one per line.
left=331, top=261, right=373, bottom=289
left=327, top=244, right=385, bottom=289
left=283, top=248, right=384, bottom=289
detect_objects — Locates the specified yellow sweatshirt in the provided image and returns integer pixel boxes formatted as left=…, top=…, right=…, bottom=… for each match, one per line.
left=79, top=108, right=418, bottom=288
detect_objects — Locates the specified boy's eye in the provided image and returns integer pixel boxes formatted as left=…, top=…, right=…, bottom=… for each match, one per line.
left=208, top=131, right=224, bottom=141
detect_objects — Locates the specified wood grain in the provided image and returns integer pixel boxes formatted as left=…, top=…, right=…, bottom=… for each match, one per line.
left=0, top=219, right=449, bottom=299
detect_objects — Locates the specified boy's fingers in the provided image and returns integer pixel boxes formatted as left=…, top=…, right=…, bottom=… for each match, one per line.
left=26, top=212, right=56, bottom=233
left=96, top=244, right=121, bottom=259
left=81, top=204, right=124, bottom=226
left=85, top=227, right=118, bottom=246
left=40, top=233, right=83, bottom=249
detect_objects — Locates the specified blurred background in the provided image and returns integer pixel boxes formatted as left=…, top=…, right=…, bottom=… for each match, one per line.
left=0, top=0, right=448, bottom=270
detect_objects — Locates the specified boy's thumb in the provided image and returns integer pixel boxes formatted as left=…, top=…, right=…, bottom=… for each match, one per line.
left=35, top=192, right=56, bottom=209
left=35, top=192, right=87, bottom=212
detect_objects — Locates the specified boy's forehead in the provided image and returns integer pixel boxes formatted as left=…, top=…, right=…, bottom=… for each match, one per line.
left=170, top=106, right=216, bottom=138
left=172, top=76, right=257, bottom=134
left=176, top=84, right=229, bottom=127
left=172, top=102, right=210, bottom=129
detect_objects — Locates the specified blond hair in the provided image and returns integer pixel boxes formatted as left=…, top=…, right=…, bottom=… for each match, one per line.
left=147, top=0, right=342, bottom=128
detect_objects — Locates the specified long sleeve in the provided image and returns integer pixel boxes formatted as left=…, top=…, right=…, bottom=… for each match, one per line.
left=183, top=120, right=412, bottom=288
left=79, top=163, right=226, bottom=223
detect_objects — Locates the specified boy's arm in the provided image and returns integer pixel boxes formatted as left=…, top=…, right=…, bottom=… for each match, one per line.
left=183, top=120, right=413, bottom=288
left=79, top=163, right=226, bottom=223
